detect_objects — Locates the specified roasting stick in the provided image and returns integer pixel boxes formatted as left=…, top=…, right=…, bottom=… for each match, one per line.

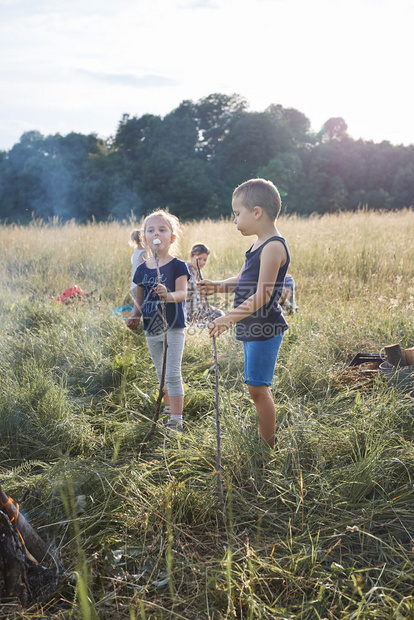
left=196, top=257, right=225, bottom=513
left=137, top=238, right=169, bottom=452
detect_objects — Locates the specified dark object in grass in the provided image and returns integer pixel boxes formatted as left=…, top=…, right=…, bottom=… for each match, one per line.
left=349, top=352, right=382, bottom=367
left=384, top=343, right=407, bottom=367
left=379, top=361, right=414, bottom=391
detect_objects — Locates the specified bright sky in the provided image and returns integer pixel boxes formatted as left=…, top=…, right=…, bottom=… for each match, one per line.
left=1, top=0, right=413, bottom=151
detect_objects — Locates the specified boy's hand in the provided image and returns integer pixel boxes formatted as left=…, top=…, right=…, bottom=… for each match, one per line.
left=197, top=279, right=216, bottom=296
left=154, top=283, right=169, bottom=300
left=208, top=315, right=233, bottom=338
left=127, top=316, right=141, bottom=331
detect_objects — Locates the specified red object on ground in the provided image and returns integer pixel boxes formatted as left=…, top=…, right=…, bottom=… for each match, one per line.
left=58, top=285, right=87, bottom=303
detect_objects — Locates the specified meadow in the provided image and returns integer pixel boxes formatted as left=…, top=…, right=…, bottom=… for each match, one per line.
left=0, top=210, right=414, bottom=619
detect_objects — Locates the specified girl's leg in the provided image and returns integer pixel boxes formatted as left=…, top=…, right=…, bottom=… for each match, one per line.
left=161, top=388, right=180, bottom=417
left=145, top=333, right=164, bottom=380
left=169, top=395, right=184, bottom=416
left=145, top=333, right=167, bottom=408
left=146, top=330, right=185, bottom=426
left=248, top=384, right=276, bottom=448
left=164, top=329, right=185, bottom=416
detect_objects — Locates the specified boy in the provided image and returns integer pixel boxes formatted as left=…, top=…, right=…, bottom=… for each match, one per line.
left=198, top=178, right=290, bottom=448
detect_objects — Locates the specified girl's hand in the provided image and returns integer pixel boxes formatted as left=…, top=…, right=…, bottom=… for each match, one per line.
left=208, top=315, right=233, bottom=338
left=154, top=283, right=169, bottom=300
left=127, top=316, right=141, bottom=331
left=197, top=279, right=216, bottom=296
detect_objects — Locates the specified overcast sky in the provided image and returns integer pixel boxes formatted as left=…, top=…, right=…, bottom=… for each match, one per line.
left=1, top=0, right=413, bottom=151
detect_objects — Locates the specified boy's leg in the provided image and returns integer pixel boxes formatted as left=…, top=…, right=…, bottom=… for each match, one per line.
left=243, top=334, right=284, bottom=449
left=248, top=385, right=276, bottom=448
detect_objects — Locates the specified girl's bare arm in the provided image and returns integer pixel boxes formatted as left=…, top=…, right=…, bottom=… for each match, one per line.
left=155, top=274, right=188, bottom=303
left=127, top=286, right=144, bottom=330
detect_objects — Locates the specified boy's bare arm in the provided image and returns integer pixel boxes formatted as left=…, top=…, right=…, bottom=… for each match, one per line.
left=197, top=270, right=242, bottom=295
left=209, top=241, right=287, bottom=336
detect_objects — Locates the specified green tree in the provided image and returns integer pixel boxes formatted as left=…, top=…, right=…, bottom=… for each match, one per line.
left=217, top=111, right=284, bottom=190
left=2, top=94, right=414, bottom=222
left=265, top=104, right=313, bottom=149
left=168, top=158, right=216, bottom=219
left=319, top=117, right=348, bottom=142
left=195, top=93, right=248, bottom=161
left=392, top=161, right=414, bottom=207
left=258, top=152, right=304, bottom=213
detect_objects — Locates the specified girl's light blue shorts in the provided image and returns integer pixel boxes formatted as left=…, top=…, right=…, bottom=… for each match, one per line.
left=242, top=333, right=284, bottom=386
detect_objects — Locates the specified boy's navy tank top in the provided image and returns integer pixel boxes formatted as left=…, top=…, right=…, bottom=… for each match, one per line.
left=234, top=235, right=290, bottom=342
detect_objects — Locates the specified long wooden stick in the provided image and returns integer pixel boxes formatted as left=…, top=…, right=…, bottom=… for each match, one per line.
left=196, top=258, right=225, bottom=513
left=137, top=242, right=168, bottom=453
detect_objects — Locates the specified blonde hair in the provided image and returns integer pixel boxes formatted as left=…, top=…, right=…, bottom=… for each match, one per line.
left=142, top=209, right=181, bottom=239
left=129, top=229, right=143, bottom=248
left=233, top=178, right=282, bottom=220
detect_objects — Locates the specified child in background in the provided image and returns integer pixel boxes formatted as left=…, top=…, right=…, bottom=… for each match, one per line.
left=127, top=210, right=189, bottom=431
left=198, top=178, right=290, bottom=448
left=186, top=243, right=224, bottom=325
left=279, top=274, right=298, bottom=315
left=129, top=229, right=148, bottom=299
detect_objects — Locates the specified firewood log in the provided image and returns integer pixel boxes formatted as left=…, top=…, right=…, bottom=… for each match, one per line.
left=0, top=485, right=48, bottom=564
left=384, top=343, right=407, bottom=367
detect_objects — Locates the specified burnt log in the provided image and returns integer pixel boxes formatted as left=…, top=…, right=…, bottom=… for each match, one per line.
left=0, top=485, right=48, bottom=563
left=0, top=510, right=58, bottom=605
left=0, top=486, right=60, bottom=605
left=0, top=510, right=30, bottom=604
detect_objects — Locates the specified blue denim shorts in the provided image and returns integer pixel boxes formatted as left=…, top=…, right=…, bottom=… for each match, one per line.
left=242, top=333, right=284, bottom=386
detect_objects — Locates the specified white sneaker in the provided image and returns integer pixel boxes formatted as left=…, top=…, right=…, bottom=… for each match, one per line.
left=165, top=417, right=183, bottom=432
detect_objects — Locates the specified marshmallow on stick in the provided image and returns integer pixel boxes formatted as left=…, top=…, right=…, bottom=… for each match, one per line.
left=153, top=238, right=162, bottom=283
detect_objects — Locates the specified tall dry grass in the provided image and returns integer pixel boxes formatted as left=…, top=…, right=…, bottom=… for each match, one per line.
left=1, top=209, right=413, bottom=301
left=0, top=210, right=414, bottom=618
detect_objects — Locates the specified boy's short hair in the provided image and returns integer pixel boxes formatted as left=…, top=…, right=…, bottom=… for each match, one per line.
left=233, top=178, right=281, bottom=220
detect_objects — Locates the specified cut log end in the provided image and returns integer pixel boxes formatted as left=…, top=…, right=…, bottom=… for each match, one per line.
left=384, top=344, right=407, bottom=367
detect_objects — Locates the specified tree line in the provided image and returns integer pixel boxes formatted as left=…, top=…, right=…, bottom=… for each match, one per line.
left=1, top=93, right=413, bottom=223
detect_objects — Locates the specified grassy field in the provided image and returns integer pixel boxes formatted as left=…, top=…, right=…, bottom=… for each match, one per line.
left=1, top=210, right=414, bottom=619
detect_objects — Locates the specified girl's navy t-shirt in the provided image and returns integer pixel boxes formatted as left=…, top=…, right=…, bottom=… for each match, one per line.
left=234, top=236, right=290, bottom=341
left=133, top=258, right=190, bottom=335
